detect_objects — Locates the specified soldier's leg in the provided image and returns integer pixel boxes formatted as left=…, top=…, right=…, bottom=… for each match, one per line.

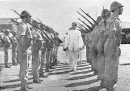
left=19, top=51, right=28, bottom=90
left=49, top=48, right=54, bottom=69
left=39, top=49, right=46, bottom=76
left=90, top=47, right=98, bottom=74
left=32, top=50, right=40, bottom=82
left=12, top=47, right=16, bottom=65
left=46, top=49, right=51, bottom=72
left=4, top=48, right=10, bottom=68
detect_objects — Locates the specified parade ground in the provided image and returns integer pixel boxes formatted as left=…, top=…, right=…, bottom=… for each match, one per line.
left=0, top=45, right=130, bottom=91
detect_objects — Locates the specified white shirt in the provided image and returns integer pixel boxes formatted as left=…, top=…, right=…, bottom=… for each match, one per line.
left=66, top=29, right=84, bottom=51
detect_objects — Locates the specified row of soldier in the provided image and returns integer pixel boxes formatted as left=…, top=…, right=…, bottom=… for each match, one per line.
left=84, top=1, right=123, bottom=91
left=63, top=1, right=124, bottom=91
left=1, top=10, right=62, bottom=91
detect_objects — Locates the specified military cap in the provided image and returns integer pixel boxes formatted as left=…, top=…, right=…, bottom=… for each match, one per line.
left=20, top=10, right=32, bottom=18
left=110, top=1, right=124, bottom=12
left=4, top=29, right=9, bottom=35
left=101, top=9, right=111, bottom=17
left=96, top=16, right=103, bottom=23
left=45, top=26, right=50, bottom=31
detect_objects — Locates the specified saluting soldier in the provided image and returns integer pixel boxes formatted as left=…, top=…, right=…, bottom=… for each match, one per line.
left=31, top=21, right=43, bottom=83
left=17, top=10, right=32, bottom=91
left=3, top=29, right=11, bottom=68
left=104, top=1, right=124, bottom=90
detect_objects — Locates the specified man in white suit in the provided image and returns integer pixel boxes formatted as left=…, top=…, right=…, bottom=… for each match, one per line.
left=65, top=22, right=84, bottom=71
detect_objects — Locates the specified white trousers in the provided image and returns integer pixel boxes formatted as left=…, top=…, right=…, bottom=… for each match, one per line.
left=68, top=50, right=79, bottom=71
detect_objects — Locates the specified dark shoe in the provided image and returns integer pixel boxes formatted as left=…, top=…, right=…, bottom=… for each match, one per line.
left=50, top=66, right=54, bottom=69
left=5, top=65, right=11, bottom=68
left=27, top=85, right=33, bottom=89
left=33, top=79, right=42, bottom=83
left=20, top=88, right=29, bottom=91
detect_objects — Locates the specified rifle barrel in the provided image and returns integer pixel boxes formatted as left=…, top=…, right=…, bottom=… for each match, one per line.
left=77, top=11, right=95, bottom=28
left=78, top=18, right=92, bottom=31
left=80, top=8, right=98, bottom=25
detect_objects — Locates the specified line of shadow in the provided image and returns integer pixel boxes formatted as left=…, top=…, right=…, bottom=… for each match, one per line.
left=70, top=70, right=93, bottom=75
left=0, top=82, right=33, bottom=90
left=50, top=69, right=73, bottom=75
left=120, top=63, right=130, bottom=66
left=76, top=67, right=91, bottom=71
left=73, top=86, right=102, bottom=91
left=67, top=74, right=94, bottom=80
left=65, top=79, right=99, bottom=87
left=3, top=77, right=33, bottom=83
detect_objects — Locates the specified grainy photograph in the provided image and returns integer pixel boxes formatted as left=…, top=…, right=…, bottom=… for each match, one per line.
left=0, top=0, right=130, bottom=91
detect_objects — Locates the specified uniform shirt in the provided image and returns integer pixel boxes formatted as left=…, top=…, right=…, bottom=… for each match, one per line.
left=105, top=13, right=122, bottom=47
left=66, top=29, right=84, bottom=51
left=17, top=22, right=32, bottom=51
left=3, top=35, right=11, bottom=48
left=32, top=29, right=43, bottom=41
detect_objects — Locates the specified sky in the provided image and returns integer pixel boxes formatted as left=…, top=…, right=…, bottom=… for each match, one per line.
left=0, top=0, right=129, bottom=39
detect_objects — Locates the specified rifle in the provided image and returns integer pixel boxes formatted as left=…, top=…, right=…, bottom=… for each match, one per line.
left=78, top=18, right=93, bottom=31
left=37, top=17, right=43, bottom=24
left=102, top=6, right=106, bottom=27
left=80, top=8, right=98, bottom=25
left=77, top=22, right=90, bottom=33
left=11, top=19, right=19, bottom=25
left=11, top=9, right=34, bottom=22
left=77, top=11, right=95, bottom=28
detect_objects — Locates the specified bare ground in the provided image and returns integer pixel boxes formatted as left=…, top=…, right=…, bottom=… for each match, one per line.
left=0, top=44, right=130, bottom=91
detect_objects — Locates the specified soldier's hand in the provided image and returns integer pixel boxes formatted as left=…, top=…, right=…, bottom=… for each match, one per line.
left=66, top=47, right=68, bottom=50
left=63, top=48, right=66, bottom=51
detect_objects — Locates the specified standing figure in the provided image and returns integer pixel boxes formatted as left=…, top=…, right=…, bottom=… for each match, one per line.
left=104, top=1, right=124, bottom=90
left=3, top=29, right=11, bottom=68
left=17, top=10, right=32, bottom=91
left=96, top=9, right=111, bottom=87
left=11, top=31, right=17, bottom=65
left=31, top=21, right=43, bottom=83
left=65, top=22, right=84, bottom=71
left=90, top=16, right=103, bottom=74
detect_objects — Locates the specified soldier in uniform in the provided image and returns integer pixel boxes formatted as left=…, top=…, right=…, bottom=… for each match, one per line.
left=3, top=29, right=11, bottom=68
left=90, top=16, right=103, bottom=74
left=104, top=1, right=124, bottom=90
left=17, top=10, right=32, bottom=91
left=39, top=24, right=52, bottom=77
left=96, top=9, right=111, bottom=87
left=11, top=31, right=17, bottom=65
left=31, top=21, right=43, bottom=83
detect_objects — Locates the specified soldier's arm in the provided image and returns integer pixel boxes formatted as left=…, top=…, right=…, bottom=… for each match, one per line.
left=113, top=20, right=122, bottom=47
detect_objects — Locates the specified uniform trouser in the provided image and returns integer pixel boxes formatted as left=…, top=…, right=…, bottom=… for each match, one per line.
left=4, top=48, right=8, bottom=66
left=32, top=50, right=39, bottom=80
left=104, top=47, right=120, bottom=91
left=49, top=48, right=53, bottom=68
left=19, top=50, right=28, bottom=89
left=90, top=46, right=98, bottom=73
left=39, top=48, right=46, bottom=74
left=97, top=52, right=105, bottom=81
left=69, top=50, right=79, bottom=71
left=46, top=48, right=51, bottom=72
left=12, top=46, right=16, bottom=64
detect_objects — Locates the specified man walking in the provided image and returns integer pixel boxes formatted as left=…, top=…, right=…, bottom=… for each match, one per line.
left=65, top=22, right=84, bottom=71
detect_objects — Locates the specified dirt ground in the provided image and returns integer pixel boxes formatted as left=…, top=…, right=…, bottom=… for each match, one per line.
left=0, top=44, right=130, bottom=91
